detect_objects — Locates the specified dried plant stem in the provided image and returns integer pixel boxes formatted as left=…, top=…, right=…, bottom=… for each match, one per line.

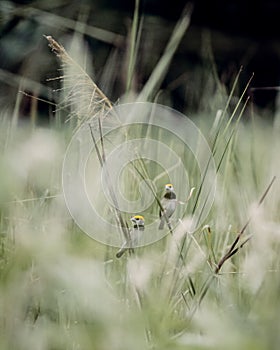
left=215, top=175, right=276, bottom=274
left=187, top=176, right=277, bottom=320
left=45, top=36, right=133, bottom=248
left=45, top=35, right=113, bottom=123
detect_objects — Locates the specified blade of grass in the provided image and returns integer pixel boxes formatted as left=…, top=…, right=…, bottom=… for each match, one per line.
left=222, top=73, right=254, bottom=138
left=138, top=4, right=192, bottom=101
left=210, top=66, right=243, bottom=151
left=215, top=175, right=276, bottom=274
left=186, top=176, right=276, bottom=321
left=126, top=0, right=143, bottom=92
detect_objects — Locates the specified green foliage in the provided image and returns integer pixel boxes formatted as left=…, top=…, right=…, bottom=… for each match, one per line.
left=1, top=91, right=279, bottom=350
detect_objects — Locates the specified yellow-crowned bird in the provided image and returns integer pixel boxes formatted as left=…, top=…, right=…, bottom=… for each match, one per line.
left=116, top=215, right=145, bottom=258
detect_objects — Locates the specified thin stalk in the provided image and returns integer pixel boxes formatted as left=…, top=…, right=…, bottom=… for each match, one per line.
left=187, top=176, right=276, bottom=320
left=215, top=175, right=276, bottom=274
left=126, top=0, right=142, bottom=92
left=222, top=73, right=254, bottom=138
left=211, top=66, right=243, bottom=153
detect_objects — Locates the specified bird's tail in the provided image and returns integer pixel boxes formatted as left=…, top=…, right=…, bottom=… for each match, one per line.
left=116, top=247, right=126, bottom=258
left=158, top=217, right=165, bottom=230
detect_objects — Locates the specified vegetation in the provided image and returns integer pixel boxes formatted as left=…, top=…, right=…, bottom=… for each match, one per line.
left=0, top=2, right=279, bottom=350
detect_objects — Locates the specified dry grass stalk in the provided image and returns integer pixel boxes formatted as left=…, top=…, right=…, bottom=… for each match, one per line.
left=44, top=35, right=113, bottom=124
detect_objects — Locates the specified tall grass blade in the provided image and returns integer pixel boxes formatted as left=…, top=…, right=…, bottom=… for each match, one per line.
left=138, top=5, right=192, bottom=101
left=126, top=0, right=143, bottom=92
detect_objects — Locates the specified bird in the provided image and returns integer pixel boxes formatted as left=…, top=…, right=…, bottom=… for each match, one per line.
left=158, top=183, right=177, bottom=230
left=116, top=215, right=145, bottom=258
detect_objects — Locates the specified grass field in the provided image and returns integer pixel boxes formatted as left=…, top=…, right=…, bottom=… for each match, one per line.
left=1, top=5, right=280, bottom=350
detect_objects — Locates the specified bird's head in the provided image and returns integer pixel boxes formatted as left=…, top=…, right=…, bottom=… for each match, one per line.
left=165, top=184, right=174, bottom=192
left=130, top=215, right=145, bottom=228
